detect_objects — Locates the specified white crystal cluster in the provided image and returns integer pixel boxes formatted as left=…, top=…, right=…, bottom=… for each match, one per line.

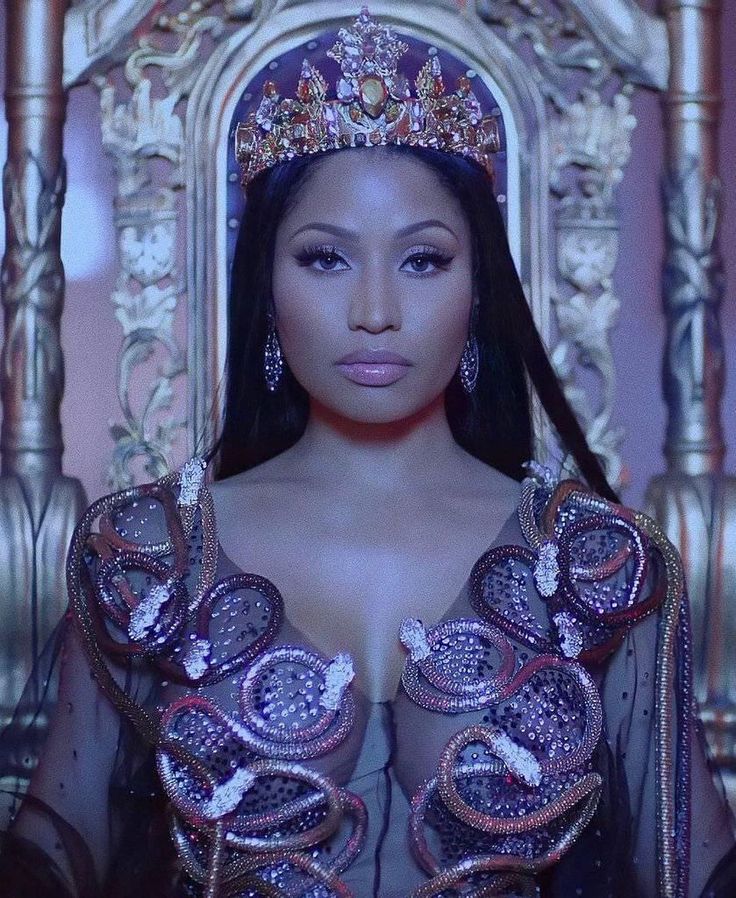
left=128, top=582, right=171, bottom=642
left=182, top=637, right=212, bottom=680
left=554, top=611, right=584, bottom=659
left=533, top=540, right=560, bottom=598
left=399, top=618, right=432, bottom=662
left=320, top=653, right=355, bottom=710
left=202, top=766, right=256, bottom=820
left=178, top=456, right=206, bottom=507
left=488, top=727, right=542, bottom=787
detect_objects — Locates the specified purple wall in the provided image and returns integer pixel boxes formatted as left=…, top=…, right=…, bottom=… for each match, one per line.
left=0, top=3, right=734, bottom=508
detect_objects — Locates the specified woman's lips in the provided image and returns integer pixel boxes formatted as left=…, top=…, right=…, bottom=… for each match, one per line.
left=336, top=362, right=410, bottom=386
left=336, top=351, right=412, bottom=386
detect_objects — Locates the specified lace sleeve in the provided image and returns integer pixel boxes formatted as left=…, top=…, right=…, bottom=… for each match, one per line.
left=0, top=486, right=169, bottom=897
left=600, top=591, right=736, bottom=897
left=2, top=618, right=121, bottom=895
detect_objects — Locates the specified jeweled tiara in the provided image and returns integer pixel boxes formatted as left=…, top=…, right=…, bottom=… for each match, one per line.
left=234, top=6, right=502, bottom=187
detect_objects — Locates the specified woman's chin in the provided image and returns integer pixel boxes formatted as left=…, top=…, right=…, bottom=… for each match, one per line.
left=308, top=390, right=446, bottom=429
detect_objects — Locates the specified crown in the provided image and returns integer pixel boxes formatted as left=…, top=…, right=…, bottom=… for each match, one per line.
left=234, top=6, right=502, bottom=187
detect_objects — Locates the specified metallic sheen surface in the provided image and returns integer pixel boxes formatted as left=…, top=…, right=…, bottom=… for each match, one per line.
left=646, top=0, right=736, bottom=809
left=0, top=0, right=86, bottom=794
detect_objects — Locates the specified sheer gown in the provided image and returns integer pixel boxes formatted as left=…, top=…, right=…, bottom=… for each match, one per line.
left=1, top=455, right=735, bottom=897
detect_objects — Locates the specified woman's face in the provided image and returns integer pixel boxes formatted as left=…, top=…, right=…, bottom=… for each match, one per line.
left=272, top=148, right=474, bottom=424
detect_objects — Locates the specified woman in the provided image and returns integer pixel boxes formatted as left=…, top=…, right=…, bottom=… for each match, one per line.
left=2, top=8, right=736, bottom=897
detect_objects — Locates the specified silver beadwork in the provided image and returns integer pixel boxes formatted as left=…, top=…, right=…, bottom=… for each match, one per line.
left=128, top=582, right=171, bottom=642
left=487, top=725, right=543, bottom=787
left=264, top=314, right=283, bottom=392
left=459, top=331, right=479, bottom=394
left=202, top=766, right=256, bottom=820
left=178, top=456, right=207, bottom=507
left=553, top=611, right=584, bottom=659
left=399, top=618, right=432, bottom=662
left=533, top=540, right=561, bottom=598
left=181, top=637, right=212, bottom=681
left=320, top=653, right=355, bottom=710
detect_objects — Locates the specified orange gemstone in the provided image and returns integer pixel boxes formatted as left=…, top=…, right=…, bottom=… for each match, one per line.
left=358, top=76, right=387, bottom=117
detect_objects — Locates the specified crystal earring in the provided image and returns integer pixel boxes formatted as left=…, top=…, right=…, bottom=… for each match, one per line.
left=263, top=313, right=283, bottom=392
left=459, top=330, right=479, bottom=394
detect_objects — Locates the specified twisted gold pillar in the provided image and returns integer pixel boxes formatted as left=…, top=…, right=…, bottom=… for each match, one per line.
left=0, top=0, right=86, bottom=786
left=645, top=0, right=736, bottom=801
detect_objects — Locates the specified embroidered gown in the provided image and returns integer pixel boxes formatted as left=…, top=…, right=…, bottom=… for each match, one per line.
left=1, top=455, right=735, bottom=897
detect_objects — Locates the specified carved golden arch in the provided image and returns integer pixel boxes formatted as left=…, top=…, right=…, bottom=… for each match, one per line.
left=57, top=0, right=670, bottom=491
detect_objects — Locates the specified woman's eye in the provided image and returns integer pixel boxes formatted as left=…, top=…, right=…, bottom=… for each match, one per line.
left=315, top=251, right=344, bottom=271
left=403, top=250, right=454, bottom=276
left=296, top=245, right=347, bottom=271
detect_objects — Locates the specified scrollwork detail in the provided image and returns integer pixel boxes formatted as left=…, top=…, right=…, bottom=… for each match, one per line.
left=477, top=0, right=611, bottom=108
left=477, top=0, right=639, bottom=489
left=549, top=89, right=635, bottom=487
left=97, top=13, right=224, bottom=489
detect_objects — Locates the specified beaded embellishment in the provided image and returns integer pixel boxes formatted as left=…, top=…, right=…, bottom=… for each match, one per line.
left=469, top=476, right=666, bottom=664
left=401, top=620, right=604, bottom=894
left=398, top=473, right=673, bottom=896
left=65, top=456, right=688, bottom=896
left=66, top=456, right=366, bottom=895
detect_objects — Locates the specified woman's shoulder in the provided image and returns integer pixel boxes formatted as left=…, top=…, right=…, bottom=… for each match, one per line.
left=71, top=457, right=205, bottom=547
left=465, top=460, right=678, bottom=665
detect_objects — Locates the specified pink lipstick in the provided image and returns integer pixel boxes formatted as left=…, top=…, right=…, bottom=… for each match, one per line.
left=336, top=350, right=412, bottom=386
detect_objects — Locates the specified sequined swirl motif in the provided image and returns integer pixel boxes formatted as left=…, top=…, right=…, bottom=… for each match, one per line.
left=69, top=457, right=367, bottom=897
left=398, top=470, right=665, bottom=897
left=234, top=6, right=501, bottom=187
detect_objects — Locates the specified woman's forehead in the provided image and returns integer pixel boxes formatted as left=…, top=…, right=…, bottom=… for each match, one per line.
left=280, top=148, right=468, bottom=239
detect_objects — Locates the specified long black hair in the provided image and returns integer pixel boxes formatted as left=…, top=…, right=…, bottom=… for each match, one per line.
left=206, top=143, right=616, bottom=501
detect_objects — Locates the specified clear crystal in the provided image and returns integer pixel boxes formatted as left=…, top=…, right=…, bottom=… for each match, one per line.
left=534, top=540, right=560, bottom=597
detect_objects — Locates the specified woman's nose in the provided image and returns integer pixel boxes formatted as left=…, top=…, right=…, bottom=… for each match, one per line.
left=347, top=267, right=401, bottom=333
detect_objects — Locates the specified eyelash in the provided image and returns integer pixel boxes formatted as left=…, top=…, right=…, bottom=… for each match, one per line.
left=295, top=243, right=454, bottom=277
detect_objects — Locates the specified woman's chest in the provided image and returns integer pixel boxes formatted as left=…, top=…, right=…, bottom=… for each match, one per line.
left=215, top=524, right=501, bottom=702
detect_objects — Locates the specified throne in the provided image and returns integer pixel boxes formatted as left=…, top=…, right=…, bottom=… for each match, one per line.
left=2, top=0, right=733, bottom=810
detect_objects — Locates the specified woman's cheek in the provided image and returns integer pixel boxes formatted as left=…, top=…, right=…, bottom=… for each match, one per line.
left=277, top=303, right=341, bottom=384
left=414, top=302, right=469, bottom=370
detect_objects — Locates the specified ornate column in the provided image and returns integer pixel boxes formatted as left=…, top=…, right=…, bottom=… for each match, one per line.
left=0, top=0, right=86, bottom=785
left=644, top=0, right=736, bottom=800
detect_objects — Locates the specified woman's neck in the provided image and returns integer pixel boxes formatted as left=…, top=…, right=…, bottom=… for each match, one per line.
left=288, top=393, right=468, bottom=493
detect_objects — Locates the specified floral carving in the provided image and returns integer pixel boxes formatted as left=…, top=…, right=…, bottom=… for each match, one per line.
left=478, top=0, right=640, bottom=489
left=96, top=14, right=225, bottom=488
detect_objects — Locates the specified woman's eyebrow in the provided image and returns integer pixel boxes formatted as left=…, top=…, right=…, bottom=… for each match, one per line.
left=288, top=222, right=354, bottom=241
left=288, top=219, right=458, bottom=241
left=395, top=219, right=458, bottom=240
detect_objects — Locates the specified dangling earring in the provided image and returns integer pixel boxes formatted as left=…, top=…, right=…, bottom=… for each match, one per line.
left=263, top=311, right=283, bottom=392
left=460, top=332, right=479, bottom=394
